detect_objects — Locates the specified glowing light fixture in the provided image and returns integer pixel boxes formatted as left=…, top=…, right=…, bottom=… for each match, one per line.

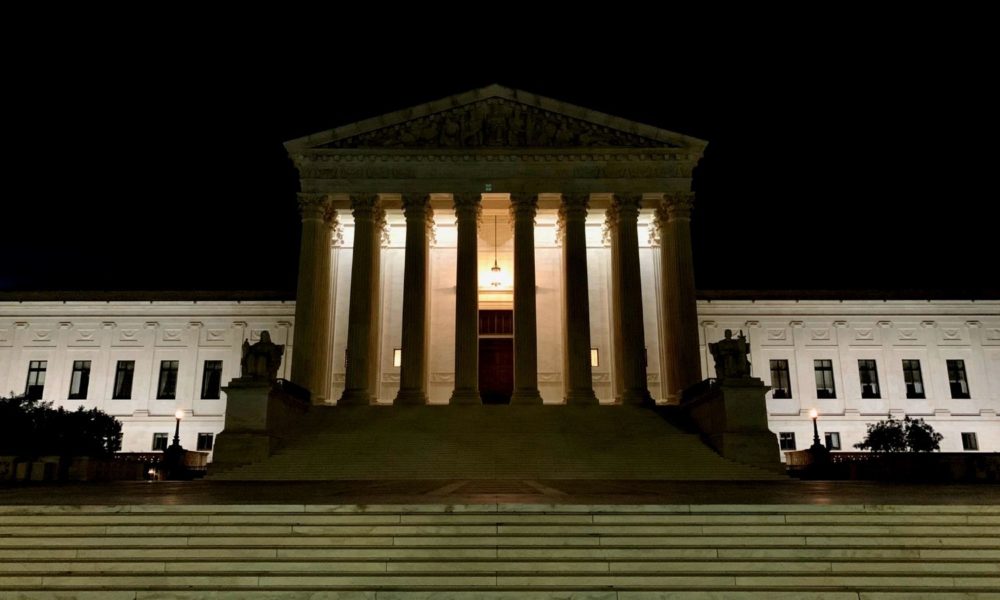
left=490, top=215, right=502, bottom=288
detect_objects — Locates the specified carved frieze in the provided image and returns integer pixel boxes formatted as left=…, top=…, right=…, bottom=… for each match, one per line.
left=319, top=98, right=674, bottom=149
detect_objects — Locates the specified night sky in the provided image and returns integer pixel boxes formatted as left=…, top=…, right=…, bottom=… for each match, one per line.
left=4, top=21, right=996, bottom=298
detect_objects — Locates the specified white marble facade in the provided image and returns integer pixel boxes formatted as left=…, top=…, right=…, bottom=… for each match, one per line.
left=2, top=217, right=998, bottom=456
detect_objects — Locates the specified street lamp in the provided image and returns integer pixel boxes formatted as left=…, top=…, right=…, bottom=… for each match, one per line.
left=172, top=409, right=184, bottom=448
left=809, top=408, right=822, bottom=449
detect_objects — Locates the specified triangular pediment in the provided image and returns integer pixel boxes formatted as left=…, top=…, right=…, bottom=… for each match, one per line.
left=285, top=85, right=706, bottom=152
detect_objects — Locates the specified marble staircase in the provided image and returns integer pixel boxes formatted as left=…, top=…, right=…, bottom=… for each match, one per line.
left=210, top=405, right=784, bottom=481
left=1, top=503, right=998, bottom=599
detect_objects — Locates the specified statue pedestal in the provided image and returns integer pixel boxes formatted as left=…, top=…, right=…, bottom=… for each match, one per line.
left=682, top=378, right=783, bottom=475
left=211, top=378, right=309, bottom=473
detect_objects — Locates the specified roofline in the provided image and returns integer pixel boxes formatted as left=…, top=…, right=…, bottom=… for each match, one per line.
left=284, top=84, right=708, bottom=152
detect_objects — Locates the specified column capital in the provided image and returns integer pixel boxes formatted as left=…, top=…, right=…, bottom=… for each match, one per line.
left=401, top=193, right=431, bottom=217
left=664, top=192, right=695, bottom=220
left=297, top=193, right=333, bottom=221
left=453, top=192, right=482, bottom=210
left=612, top=193, right=642, bottom=219
left=509, top=193, right=538, bottom=222
left=560, top=193, right=590, bottom=220
left=350, top=194, right=380, bottom=220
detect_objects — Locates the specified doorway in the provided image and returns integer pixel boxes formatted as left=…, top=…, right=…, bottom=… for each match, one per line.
left=478, top=309, right=514, bottom=404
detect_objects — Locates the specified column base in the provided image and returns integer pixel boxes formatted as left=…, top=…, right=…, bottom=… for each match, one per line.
left=338, top=389, right=373, bottom=406
left=621, top=388, right=654, bottom=407
left=393, top=389, right=428, bottom=406
left=565, top=390, right=599, bottom=405
left=510, top=389, right=543, bottom=405
left=449, top=389, right=482, bottom=405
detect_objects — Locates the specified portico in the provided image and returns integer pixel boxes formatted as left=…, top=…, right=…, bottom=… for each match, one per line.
left=284, top=85, right=706, bottom=406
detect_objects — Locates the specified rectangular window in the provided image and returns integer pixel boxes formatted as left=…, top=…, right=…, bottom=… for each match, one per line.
left=825, top=432, right=842, bottom=450
left=947, top=360, right=970, bottom=399
left=157, top=360, right=179, bottom=400
left=393, top=348, right=402, bottom=368
left=112, top=361, right=135, bottom=400
left=858, top=359, right=880, bottom=399
left=24, top=360, right=47, bottom=400
left=902, top=359, right=925, bottom=399
left=591, top=348, right=600, bottom=368
left=814, top=359, right=836, bottom=398
left=961, top=432, right=979, bottom=451
left=68, top=360, right=92, bottom=400
left=779, top=432, right=796, bottom=451
left=151, top=433, right=169, bottom=452
left=201, top=360, right=223, bottom=399
left=197, top=433, right=214, bottom=451
left=769, top=359, right=792, bottom=399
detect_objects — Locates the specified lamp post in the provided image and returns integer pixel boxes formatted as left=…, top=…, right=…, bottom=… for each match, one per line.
left=810, top=408, right=822, bottom=449
left=171, top=409, right=184, bottom=448
left=163, top=409, right=186, bottom=480
left=807, top=408, right=830, bottom=475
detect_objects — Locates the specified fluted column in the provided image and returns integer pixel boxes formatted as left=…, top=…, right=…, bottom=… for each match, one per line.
left=291, top=194, right=335, bottom=403
left=368, top=205, right=386, bottom=402
left=605, top=208, right=625, bottom=402
left=560, top=194, right=599, bottom=405
left=395, top=194, right=431, bottom=405
left=450, top=193, right=482, bottom=404
left=510, top=193, right=543, bottom=404
left=339, top=194, right=379, bottom=405
left=659, top=192, right=702, bottom=402
left=613, top=194, right=653, bottom=406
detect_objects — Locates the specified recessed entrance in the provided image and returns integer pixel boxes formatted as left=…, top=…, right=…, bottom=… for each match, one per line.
left=479, top=310, right=514, bottom=404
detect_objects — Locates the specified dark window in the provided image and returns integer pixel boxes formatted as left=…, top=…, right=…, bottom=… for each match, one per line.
left=947, top=360, right=970, bottom=399
left=779, top=432, right=796, bottom=451
left=201, top=360, right=223, bottom=399
left=814, top=359, right=836, bottom=398
left=858, top=359, right=880, bottom=399
left=157, top=360, right=179, bottom=400
left=112, top=361, right=135, bottom=400
left=24, top=360, right=47, bottom=400
left=902, top=359, right=925, bottom=399
left=961, top=432, right=979, bottom=451
left=68, top=360, right=92, bottom=400
left=825, top=432, right=842, bottom=450
left=197, top=433, right=214, bottom=451
left=769, top=359, right=792, bottom=399
left=151, top=433, right=169, bottom=451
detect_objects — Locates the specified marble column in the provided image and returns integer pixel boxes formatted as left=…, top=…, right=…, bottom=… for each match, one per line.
left=605, top=207, right=625, bottom=402
left=395, top=194, right=431, bottom=405
left=450, top=193, right=482, bottom=404
left=510, top=193, right=543, bottom=405
left=659, top=192, right=702, bottom=402
left=339, top=194, right=379, bottom=406
left=560, top=194, right=599, bottom=405
left=368, top=205, right=386, bottom=403
left=291, top=194, right=335, bottom=403
left=613, top=194, right=653, bottom=406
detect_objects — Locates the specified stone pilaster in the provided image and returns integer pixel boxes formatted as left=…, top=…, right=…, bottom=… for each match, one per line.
left=509, top=193, right=543, bottom=405
left=450, top=193, right=482, bottom=404
left=658, top=192, right=701, bottom=403
left=339, top=194, right=379, bottom=405
left=395, top=194, right=432, bottom=405
left=291, top=193, right=335, bottom=403
left=612, top=194, right=653, bottom=406
left=560, top=194, right=599, bottom=405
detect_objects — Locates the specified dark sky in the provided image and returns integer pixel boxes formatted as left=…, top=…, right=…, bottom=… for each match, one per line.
left=4, top=19, right=996, bottom=297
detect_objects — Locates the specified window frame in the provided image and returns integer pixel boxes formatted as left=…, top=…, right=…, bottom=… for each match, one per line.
left=779, top=432, right=797, bottom=451
left=902, top=359, right=925, bottom=399
left=157, top=360, right=179, bottom=400
left=961, top=432, right=979, bottom=451
left=151, top=432, right=169, bottom=452
left=25, top=360, right=48, bottom=400
left=196, top=432, right=215, bottom=451
left=825, top=431, right=842, bottom=450
left=813, top=359, right=837, bottom=399
left=200, top=360, right=223, bottom=400
left=769, top=359, right=792, bottom=399
left=946, top=359, right=970, bottom=399
left=857, top=359, right=881, bottom=399
left=112, top=360, right=135, bottom=400
left=68, top=360, right=92, bottom=400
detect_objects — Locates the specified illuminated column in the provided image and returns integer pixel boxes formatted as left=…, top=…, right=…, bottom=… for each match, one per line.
left=605, top=207, right=625, bottom=402
left=658, top=192, right=702, bottom=402
left=510, top=193, right=543, bottom=405
left=394, top=194, right=431, bottom=405
left=450, top=193, right=482, bottom=404
left=291, top=193, right=335, bottom=403
left=339, top=194, right=379, bottom=405
left=613, top=194, right=653, bottom=406
left=368, top=204, right=386, bottom=402
left=561, top=194, right=599, bottom=405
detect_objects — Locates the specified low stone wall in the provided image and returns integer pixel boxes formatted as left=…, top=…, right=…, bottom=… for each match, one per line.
left=786, top=450, right=1000, bottom=482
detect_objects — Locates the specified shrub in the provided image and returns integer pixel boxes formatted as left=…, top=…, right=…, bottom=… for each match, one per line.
left=854, top=414, right=942, bottom=453
left=0, top=395, right=122, bottom=458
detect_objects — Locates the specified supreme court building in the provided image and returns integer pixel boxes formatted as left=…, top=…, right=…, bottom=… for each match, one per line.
left=2, top=85, right=998, bottom=459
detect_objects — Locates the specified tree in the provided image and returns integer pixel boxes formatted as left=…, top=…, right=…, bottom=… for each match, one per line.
left=854, top=414, right=942, bottom=453
left=0, top=394, right=122, bottom=458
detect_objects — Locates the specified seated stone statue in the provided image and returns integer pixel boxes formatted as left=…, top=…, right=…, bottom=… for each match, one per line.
left=709, top=329, right=752, bottom=380
left=240, top=330, right=284, bottom=381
